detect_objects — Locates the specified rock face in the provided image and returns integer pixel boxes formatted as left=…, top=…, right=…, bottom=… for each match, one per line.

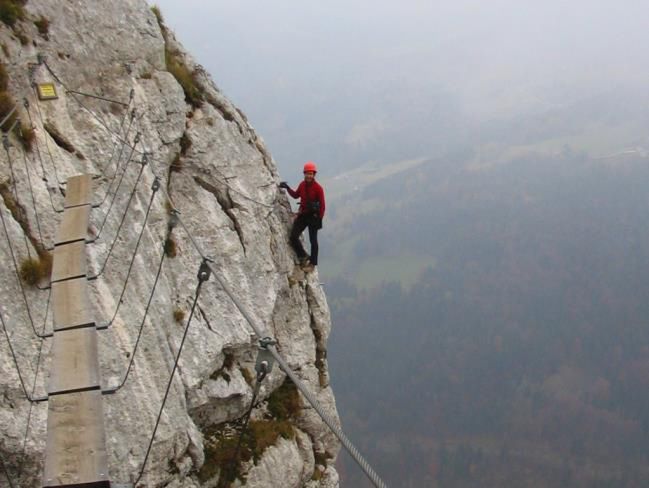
left=0, top=1, right=340, bottom=486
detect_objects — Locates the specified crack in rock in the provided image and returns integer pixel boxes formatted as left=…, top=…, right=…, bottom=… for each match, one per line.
left=194, top=175, right=246, bottom=255
left=197, top=302, right=219, bottom=336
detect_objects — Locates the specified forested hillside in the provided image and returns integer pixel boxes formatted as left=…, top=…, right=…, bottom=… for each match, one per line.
left=327, top=152, right=649, bottom=487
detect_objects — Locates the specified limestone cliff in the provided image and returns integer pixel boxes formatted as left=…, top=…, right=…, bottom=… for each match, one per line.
left=0, top=1, right=340, bottom=486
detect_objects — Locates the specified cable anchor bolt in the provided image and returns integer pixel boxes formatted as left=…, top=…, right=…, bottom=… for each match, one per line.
left=167, top=209, right=180, bottom=232
left=151, top=176, right=160, bottom=192
left=197, top=258, right=213, bottom=283
left=134, top=132, right=141, bottom=144
left=256, top=337, right=277, bottom=378
left=27, top=63, right=38, bottom=83
left=2, top=135, right=9, bottom=150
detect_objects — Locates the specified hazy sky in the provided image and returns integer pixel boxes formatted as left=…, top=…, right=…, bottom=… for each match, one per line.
left=152, top=1, right=649, bottom=174
left=153, top=0, right=649, bottom=89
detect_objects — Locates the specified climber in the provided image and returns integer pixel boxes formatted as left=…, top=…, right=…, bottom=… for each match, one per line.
left=278, top=161, right=325, bottom=272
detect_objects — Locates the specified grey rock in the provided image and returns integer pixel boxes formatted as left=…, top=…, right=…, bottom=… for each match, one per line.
left=0, top=1, right=340, bottom=486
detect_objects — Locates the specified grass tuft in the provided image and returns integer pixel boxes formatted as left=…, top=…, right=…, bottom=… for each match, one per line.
left=0, top=62, right=8, bottom=91
left=248, top=418, right=296, bottom=459
left=198, top=378, right=302, bottom=485
left=33, top=16, right=49, bottom=39
left=19, top=122, right=34, bottom=151
left=0, top=184, right=50, bottom=277
left=0, top=0, right=26, bottom=28
left=240, top=366, right=254, bottom=386
left=0, top=91, right=17, bottom=129
left=179, top=132, right=191, bottom=155
left=169, top=152, right=182, bottom=172
left=150, top=5, right=163, bottom=25
left=173, top=307, right=185, bottom=323
left=151, top=5, right=204, bottom=108
left=19, top=253, right=51, bottom=286
left=267, top=378, right=302, bottom=420
left=164, top=235, right=178, bottom=257
left=311, top=467, right=324, bottom=481
left=199, top=419, right=296, bottom=486
left=166, top=50, right=203, bottom=108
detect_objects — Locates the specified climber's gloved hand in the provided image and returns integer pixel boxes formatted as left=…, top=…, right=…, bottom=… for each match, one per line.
left=278, top=181, right=289, bottom=189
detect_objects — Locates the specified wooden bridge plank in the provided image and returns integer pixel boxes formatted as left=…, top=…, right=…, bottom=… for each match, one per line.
left=43, top=390, right=109, bottom=487
left=52, top=278, right=94, bottom=331
left=51, top=241, right=86, bottom=283
left=48, top=327, right=100, bottom=395
left=55, top=205, right=91, bottom=246
left=44, top=174, right=109, bottom=487
left=64, top=174, right=92, bottom=208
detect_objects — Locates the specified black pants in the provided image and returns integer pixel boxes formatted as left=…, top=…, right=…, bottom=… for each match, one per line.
left=290, top=214, right=320, bottom=265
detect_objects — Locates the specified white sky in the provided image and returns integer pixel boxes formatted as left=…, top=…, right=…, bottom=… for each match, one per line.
left=151, top=1, right=649, bottom=173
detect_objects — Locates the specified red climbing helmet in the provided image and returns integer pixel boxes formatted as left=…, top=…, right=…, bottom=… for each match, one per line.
left=303, top=161, right=317, bottom=174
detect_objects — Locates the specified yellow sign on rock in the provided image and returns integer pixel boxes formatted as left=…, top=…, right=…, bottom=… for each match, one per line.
left=37, top=82, right=58, bottom=100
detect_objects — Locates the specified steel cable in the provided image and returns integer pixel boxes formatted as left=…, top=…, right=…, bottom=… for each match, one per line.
left=91, top=155, right=146, bottom=277
left=65, top=90, right=129, bottom=107
left=22, top=100, right=46, bottom=179
left=2, top=136, right=33, bottom=260
left=102, top=217, right=171, bottom=394
left=155, top=180, right=387, bottom=486
left=43, top=60, right=126, bottom=145
left=95, top=112, right=137, bottom=205
left=0, top=200, right=51, bottom=339
left=16, top=287, right=50, bottom=478
left=98, top=93, right=135, bottom=179
left=18, top=130, right=45, bottom=246
left=23, top=98, right=63, bottom=214
left=0, top=105, right=17, bottom=129
left=42, top=59, right=386, bottom=487
left=0, top=305, right=47, bottom=402
left=30, top=84, right=64, bottom=187
left=169, top=223, right=388, bottom=487
left=133, top=259, right=211, bottom=486
left=135, top=113, right=276, bottom=211
left=98, top=177, right=159, bottom=327
left=136, top=111, right=387, bottom=485
left=226, top=364, right=270, bottom=485
left=270, top=346, right=387, bottom=488
left=91, top=137, right=140, bottom=242
left=0, top=453, right=15, bottom=488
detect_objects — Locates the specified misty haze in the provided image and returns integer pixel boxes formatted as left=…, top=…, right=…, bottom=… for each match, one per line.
left=157, top=1, right=649, bottom=486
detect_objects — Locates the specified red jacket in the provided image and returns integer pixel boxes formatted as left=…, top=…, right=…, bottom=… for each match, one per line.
left=287, top=180, right=325, bottom=219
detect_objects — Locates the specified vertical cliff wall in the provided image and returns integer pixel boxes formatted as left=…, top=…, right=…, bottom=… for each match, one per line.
left=0, top=1, right=340, bottom=486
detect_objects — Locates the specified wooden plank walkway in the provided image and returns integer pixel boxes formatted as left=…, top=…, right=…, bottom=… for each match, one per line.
left=54, top=205, right=90, bottom=246
left=51, top=278, right=94, bottom=331
left=48, top=328, right=100, bottom=395
left=44, top=174, right=110, bottom=487
left=64, top=174, right=92, bottom=208
left=43, top=391, right=109, bottom=487
left=51, top=241, right=87, bottom=283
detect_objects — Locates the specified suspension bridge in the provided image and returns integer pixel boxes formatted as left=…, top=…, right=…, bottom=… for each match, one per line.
left=0, top=56, right=387, bottom=488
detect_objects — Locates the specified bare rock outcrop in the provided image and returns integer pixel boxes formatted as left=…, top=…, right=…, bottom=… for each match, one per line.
left=0, top=1, right=340, bottom=486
